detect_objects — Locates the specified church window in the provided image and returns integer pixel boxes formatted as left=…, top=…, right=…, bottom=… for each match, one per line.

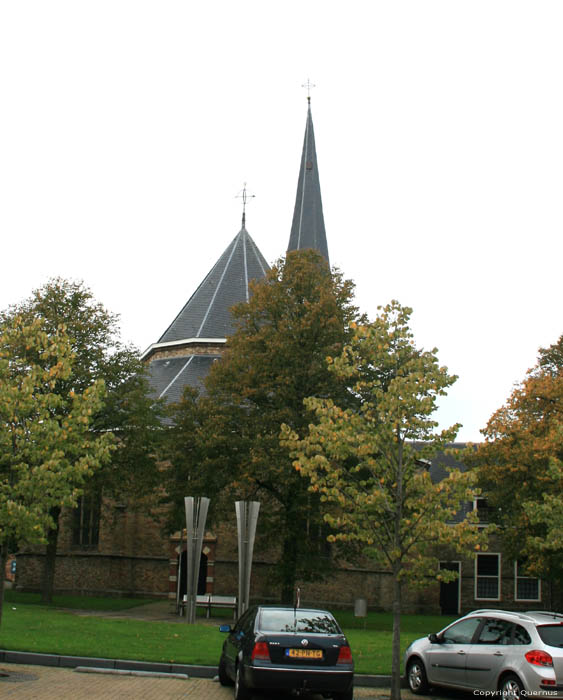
left=72, top=492, right=101, bottom=548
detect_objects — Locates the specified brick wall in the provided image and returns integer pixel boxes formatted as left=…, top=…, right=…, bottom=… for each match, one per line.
left=15, top=502, right=555, bottom=613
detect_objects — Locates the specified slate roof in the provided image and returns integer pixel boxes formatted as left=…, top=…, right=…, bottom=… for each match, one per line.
left=148, top=354, right=220, bottom=403
left=158, top=226, right=269, bottom=343
left=287, top=103, right=329, bottom=263
left=146, top=102, right=332, bottom=407
left=145, top=224, right=269, bottom=404
left=427, top=442, right=474, bottom=524
left=427, top=442, right=471, bottom=483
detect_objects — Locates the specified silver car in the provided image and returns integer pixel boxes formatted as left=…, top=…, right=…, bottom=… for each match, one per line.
left=404, top=609, right=563, bottom=698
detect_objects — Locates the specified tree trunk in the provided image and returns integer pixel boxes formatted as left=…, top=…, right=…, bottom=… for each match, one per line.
left=0, top=544, right=6, bottom=628
left=280, top=514, right=299, bottom=604
left=390, top=571, right=402, bottom=700
left=40, top=506, right=61, bottom=604
left=390, top=433, right=404, bottom=700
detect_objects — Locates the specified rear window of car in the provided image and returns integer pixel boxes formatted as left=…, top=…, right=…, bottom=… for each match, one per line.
left=259, top=609, right=341, bottom=634
left=513, top=625, right=531, bottom=645
left=537, top=625, right=563, bottom=647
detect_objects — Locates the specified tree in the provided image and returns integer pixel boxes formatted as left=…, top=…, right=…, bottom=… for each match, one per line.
left=468, top=334, right=563, bottom=592
left=0, top=316, right=113, bottom=625
left=282, top=301, right=486, bottom=700
left=165, top=249, right=363, bottom=602
left=1, top=279, right=164, bottom=602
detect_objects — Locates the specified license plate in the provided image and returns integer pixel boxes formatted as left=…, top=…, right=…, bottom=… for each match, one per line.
left=286, top=648, right=323, bottom=659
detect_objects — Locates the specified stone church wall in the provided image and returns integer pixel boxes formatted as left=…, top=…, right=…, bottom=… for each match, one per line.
left=15, top=503, right=555, bottom=615
left=16, top=501, right=172, bottom=598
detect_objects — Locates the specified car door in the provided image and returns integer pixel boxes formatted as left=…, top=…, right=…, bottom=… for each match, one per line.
left=223, top=608, right=255, bottom=676
left=425, top=617, right=482, bottom=689
left=466, top=617, right=514, bottom=689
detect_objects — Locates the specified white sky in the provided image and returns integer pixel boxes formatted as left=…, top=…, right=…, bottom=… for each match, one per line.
left=1, top=1, right=561, bottom=442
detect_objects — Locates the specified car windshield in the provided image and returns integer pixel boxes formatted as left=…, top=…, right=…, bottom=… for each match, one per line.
left=259, top=609, right=341, bottom=634
left=537, top=625, right=563, bottom=648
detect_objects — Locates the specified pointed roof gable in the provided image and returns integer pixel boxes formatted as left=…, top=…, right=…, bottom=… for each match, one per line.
left=158, top=226, right=269, bottom=343
left=287, top=103, right=329, bottom=263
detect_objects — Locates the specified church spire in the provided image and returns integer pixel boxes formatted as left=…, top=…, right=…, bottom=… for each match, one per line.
left=287, top=93, right=329, bottom=263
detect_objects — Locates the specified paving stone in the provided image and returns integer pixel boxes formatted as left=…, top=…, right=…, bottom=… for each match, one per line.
left=0, top=663, right=403, bottom=699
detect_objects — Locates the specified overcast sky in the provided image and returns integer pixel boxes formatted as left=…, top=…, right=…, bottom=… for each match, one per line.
left=1, top=1, right=561, bottom=442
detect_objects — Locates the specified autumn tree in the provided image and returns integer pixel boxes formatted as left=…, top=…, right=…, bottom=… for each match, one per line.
left=0, top=279, right=164, bottom=602
left=468, top=333, right=563, bottom=592
left=282, top=301, right=486, bottom=700
left=0, top=316, right=113, bottom=625
left=165, top=250, right=363, bottom=602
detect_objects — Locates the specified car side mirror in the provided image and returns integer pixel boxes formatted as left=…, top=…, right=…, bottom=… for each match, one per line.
left=428, top=633, right=441, bottom=644
left=219, top=624, right=232, bottom=633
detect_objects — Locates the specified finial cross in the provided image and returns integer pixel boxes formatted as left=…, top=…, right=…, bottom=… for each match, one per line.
left=236, top=183, right=255, bottom=227
left=302, top=79, right=316, bottom=103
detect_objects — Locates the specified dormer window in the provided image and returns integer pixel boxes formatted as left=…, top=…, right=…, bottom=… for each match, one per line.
left=473, top=497, right=492, bottom=525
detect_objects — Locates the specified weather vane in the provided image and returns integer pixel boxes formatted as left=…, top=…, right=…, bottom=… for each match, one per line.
left=236, top=183, right=255, bottom=228
left=302, top=78, right=316, bottom=104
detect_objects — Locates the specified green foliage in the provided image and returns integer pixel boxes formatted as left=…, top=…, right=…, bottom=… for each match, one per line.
left=284, top=301, right=485, bottom=580
left=283, top=300, right=486, bottom=699
left=0, top=278, right=165, bottom=606
left=0, top=316, right=114, bottom=547
left=468, top=333, right=563, bottom=587
left=164, top=250, right=363, bottom=601
left=1, top=278, right=165, bottom=503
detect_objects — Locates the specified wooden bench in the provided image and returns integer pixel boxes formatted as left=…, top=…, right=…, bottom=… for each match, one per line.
left=181, top=594, right=238, bottom=619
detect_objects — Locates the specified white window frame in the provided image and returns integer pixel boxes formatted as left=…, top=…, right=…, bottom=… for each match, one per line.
left=475, top=552, right=501, bottom=601
left=514, top=561, right=541, bottom=602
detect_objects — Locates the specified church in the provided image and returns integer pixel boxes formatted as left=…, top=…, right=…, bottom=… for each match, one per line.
left=141, top=96, right=328, bottom=404
left=15, top=100, right=549, bottom=616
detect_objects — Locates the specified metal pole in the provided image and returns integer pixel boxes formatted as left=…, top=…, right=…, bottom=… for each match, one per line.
left=184, top=496, right=210, bottom=624
left=175, top=527, right=183, bottom=615
left=235, top=500, right=260, bottom=618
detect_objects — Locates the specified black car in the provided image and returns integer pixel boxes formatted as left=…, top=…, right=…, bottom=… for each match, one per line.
left=218, top=605, right=354, bottom=699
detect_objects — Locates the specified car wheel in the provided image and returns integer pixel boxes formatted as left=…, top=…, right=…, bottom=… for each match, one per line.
left=407, top=657, right=429, bottom=695
left=234, top=662, right=251, bottom=700
left=218, top=655, right=232, bottom=686
left=333, top=689, right=354, bottom=700
left=499, top=673, right=525, bottom=700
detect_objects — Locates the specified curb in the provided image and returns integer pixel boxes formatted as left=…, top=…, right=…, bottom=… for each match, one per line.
left=75, top=666, right=189, bottom=680
left=0, top=650, right=398, bottom=687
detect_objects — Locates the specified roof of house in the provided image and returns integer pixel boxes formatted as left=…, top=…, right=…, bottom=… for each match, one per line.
left=287, top=103, right=329, bottom=263
left=428, top=442, right=471, bottom=483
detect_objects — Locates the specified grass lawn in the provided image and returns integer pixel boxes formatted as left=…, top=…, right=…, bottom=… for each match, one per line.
left=0, top=592, right=455, bottom=675
left=4, top=590, right=156, bottom=611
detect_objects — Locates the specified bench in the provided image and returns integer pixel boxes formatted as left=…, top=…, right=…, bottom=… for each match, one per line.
left=181, top=594, right=238, bottom=619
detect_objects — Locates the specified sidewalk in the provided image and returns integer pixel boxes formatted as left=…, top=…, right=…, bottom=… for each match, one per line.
left=0, top=663, right=413, bottom=699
